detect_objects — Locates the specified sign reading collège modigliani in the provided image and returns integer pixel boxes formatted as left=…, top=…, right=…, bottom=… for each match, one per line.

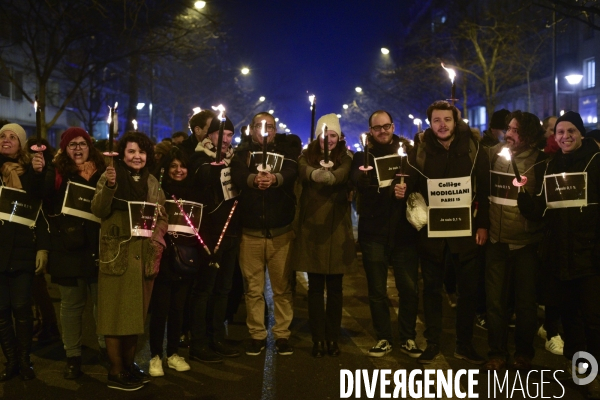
left=61, top=182, right=100, bottom=222
left=373, top=154, right=402, bottom=188
left=490, top=171, right=518, bottom=206
left=0, top=186, right=42, bottom=227
left=426, top=176, right=472, bottom=237
left=544, top=172, right=587, bottom=208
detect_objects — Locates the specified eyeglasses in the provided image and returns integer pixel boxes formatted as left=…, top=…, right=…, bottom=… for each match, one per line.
left=370, top=123, right=392, bottom=132
left=67, top=141, right=88, bottom=150
left=253, top=123, right=276, bottom=131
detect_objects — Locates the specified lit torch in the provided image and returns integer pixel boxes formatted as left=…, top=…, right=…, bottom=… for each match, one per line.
left=260, top=119, right=268, bottom=171
left=397, top=145, right=407, bottom=184
left=211, top=104, right=226, bottom=165
left=359, top=133, right=372, bottom=172
left=31, top=96, right=46, bottom=152
left=498, top=147, right=527, bottom=188
left=441, top=63, right=457, bottom=105
left=309, top=95, right=316, bottom=142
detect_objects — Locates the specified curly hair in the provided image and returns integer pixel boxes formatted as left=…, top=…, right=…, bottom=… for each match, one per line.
left=52, top=146, right=106, bottom=177
left=507, top=110, right=545, bottom=148
left=117, top=131, right=156, bottom=171
left=426, top=100, right=459, bottom=124
left=302, top=137, right=347, bottom=169
left=155, top=146, right=190, bottom=183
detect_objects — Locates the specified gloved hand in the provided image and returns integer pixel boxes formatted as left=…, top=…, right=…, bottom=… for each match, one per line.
left=311, top=169, right=336, bottom=185
left=357, top=171, right=371, bottom=189
left=35, top=250, right=49, bottom=275
left=517, top=191, right=535, bottom=216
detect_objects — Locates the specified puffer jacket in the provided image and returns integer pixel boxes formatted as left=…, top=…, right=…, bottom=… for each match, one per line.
left=405, top=121, right=490, bottom=263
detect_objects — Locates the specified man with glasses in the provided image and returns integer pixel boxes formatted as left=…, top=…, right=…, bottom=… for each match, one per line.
left=230, top=112, right=301, bottom=356
left=350, top=110, right=422, bottom=359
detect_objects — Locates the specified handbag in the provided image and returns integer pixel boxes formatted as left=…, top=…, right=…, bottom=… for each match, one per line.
left=167, top=236, right=201, bottom=276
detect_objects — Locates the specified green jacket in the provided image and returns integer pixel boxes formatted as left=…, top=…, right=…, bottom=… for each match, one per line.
left=488, top=143, right=547, bottom=244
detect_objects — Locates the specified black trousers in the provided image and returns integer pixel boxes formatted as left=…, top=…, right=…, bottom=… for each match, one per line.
left=307, top=273, right=343, bottom=342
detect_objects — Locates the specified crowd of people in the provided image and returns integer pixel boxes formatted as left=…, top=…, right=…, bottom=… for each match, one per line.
left=0, top=101, right=598, bottom=396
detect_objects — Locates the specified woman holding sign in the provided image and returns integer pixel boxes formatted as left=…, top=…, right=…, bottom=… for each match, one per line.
left=147, top=148, right=199, bottom=376
left=0, top=123, right=47, bottom=381
left=518, top=111, right=600, bottom=398
left=43, top=127, right=107, bottom=380
left=91, top=131, right=167, bottom=391
left=291, top=114, right=356, bottom=357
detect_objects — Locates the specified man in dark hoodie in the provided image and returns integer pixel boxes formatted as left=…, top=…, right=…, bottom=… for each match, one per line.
left=230, top=112, right=301, bottom=357
left=350, top=110, right=422, bottom=359
left=403, top=101, right=490, bottom=365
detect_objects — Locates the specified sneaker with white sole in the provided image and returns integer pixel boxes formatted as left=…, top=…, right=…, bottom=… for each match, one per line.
left=148, top=355, right=164, bottom=377
left=400, top=339, right=423, bottom=358
left=545, top=335, right=564, bottom=355
left=368, top=340, right=392, bottom=358
left=538, top=325, right=547, bottom=340
left=167, top=354, right=191, bottom=372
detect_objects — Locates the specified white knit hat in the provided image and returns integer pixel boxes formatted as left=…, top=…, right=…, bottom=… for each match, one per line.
left=316, top=114, right=341, bottom=138
left=0, top=123, right=27, bottom=149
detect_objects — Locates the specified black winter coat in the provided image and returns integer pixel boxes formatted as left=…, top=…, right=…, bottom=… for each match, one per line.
left=405, top=122, right=490, bottom=264
left=230, top=133, right=301, bottom=237
left=350, top=134, right=417, bottom=246
left=520, top=138, right=600, bottom=280
left=0, top=155, right=50, bottom=273
left=43, top=165, right=102, bottom=281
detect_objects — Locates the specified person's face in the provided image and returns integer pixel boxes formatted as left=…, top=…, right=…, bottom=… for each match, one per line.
left=555, top=121, right=583, bottom=154
left=194, top=117, right=213, bottom=140
left=505, top=118, right=525, bottom=152
left=0, top=130, right=21, bottom=158
left=545, top=117, right=557, bottom=138
left=123, top=141, right=147, bottom=171
left=168, top=158, right=188, bottom=181
left=208, top=129, right=234, bottom=155
left=172, top=136, right=185, bottom=145
left=369, top=112, right=394, bottom=145
left=319, top=131, right=339, bottom=151
left=65, top=136, right=90, bottom=165
left=430, top=109, right=455, bottom=142
left=252, top=116, right=276, bottom=145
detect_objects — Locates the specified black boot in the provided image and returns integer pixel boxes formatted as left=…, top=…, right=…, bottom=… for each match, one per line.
left=0, top=316, right=19, bottom=382
left=14, top=317, right=35, bottom=380
left=64, top=356, right=82, bottom=379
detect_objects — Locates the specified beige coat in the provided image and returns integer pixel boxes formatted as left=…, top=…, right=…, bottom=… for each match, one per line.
left=91, top=172, right=167, bottom=335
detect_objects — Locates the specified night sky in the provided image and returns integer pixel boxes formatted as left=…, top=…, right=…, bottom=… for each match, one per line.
left=226, top=0, right=407, bottom=143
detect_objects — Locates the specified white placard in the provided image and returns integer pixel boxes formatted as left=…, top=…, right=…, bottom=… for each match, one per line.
left=61, top=181, right=101, bottom=222
left=0, top=186, right=42, bottom=227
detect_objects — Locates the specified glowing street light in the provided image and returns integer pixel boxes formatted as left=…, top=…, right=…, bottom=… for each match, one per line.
left=192, top=107, right=201, bottom=114
left=241, top=67, right=250, bottom=75
left=275, top=117, right=279, bottom=122
left=381, top=48, right=390, bottom=55
left=194, top=1, right=206, bottom=9
left=336, top=114, right=342, bottom=118
left=268, top=110, right=274, bottom=114
left=355, top=87, right=362, bottom=93
left=259, top=96, right=266, bottom=102
left=343, top=104, right=348, bottom=109
left=565, top=74, right=583, bottom=85
left=136, top=103, right=145, bottom=110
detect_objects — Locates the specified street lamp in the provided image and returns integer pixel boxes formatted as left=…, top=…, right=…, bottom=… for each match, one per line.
left=355, top=87, right=362, bottom=93
left=343, top=104, right=348, bottom=109
left=241, top=67, right=250, bottom=75
left=259, top=96, right=266, bottom=102
left=194, top=1, right=206, bottom=9
left=136, top=103, right=145, bottom=110
left=192, top=107, right=201, bottom=114
left=268, top=110, right=274, bottom=114
left=336, top=114, right=342, bottom=118
left=381, top=48, right=390, bottom=55
left=565, top=74, right=583, bottom=85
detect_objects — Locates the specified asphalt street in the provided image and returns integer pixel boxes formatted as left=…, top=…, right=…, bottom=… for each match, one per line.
left=0, top=253, right=587, bottom=400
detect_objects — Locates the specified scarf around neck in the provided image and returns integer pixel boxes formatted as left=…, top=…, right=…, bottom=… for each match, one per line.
left=1, top=161, right=25, bottom=189
left=195, top=138, right=234, bottom=165
left=112, top=159, right=149, bottom=211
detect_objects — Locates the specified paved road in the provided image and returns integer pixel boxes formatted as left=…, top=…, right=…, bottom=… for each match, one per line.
left=0, top=254, right=587, bottom=400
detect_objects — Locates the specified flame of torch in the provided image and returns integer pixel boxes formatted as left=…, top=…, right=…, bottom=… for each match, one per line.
left=498, top=147, right=522, bottom=182
left=211, top=104, right=225, bottom=120
left=132, top=119, right=138, bottom=131
left=441, top=63, right=456, bottom=83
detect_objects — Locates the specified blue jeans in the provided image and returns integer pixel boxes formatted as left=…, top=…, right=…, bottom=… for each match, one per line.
left=360, top=241, right=419, bottom=344
left=421, top=248, right=479, bottom=347
left=59, top=279, right=105, bottom=357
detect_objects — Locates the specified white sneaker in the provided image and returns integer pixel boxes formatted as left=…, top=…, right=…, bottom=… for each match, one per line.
left=368, top=340, right=392, bottom=358
left=167, top=353, right=191, bottom=372
left=148, top=355, right=164, bottom=377
left=538, top=325, right=547, bottom=340
left=545, top=335, right=564, bottom=355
